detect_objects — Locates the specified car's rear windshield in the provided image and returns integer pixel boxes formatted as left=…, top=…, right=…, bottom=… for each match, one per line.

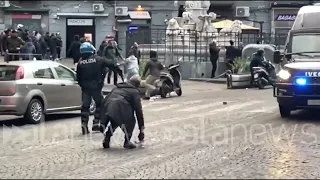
left=0, top=65, right=19, bottom=81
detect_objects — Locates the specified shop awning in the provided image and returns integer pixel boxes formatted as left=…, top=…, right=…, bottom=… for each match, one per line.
left=4, top=8, right=50, bottom=13
left=213, top=19, right=260, bottom=30
left=128, top=11, right=151, bottom=19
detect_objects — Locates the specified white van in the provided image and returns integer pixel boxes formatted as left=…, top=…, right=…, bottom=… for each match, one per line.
left=292, top=5, right=320, bottom=30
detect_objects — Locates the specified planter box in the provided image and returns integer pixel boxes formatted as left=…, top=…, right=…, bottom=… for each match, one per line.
left=226, top=73, right=251, bottom=89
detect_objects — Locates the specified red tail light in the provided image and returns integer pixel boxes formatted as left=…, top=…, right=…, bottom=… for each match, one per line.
left=15, top=66, right=24, bottom=80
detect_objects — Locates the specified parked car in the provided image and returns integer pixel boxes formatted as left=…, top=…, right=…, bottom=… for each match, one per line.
left=0, top=60, right=96, bottom=124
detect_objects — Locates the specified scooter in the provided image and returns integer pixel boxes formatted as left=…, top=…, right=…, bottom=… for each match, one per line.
left=141, top=57, right=182, bottom=98
left=252, top=60, right=276, bottom=89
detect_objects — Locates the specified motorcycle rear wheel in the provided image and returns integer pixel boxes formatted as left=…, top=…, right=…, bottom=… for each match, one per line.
left=258, top=79, right=265, bottom=89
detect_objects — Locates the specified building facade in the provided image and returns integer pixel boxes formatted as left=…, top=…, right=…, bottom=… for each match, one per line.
left=0, top=0, right=318, bottom=57
left=0, top=0, right=115, bottom=58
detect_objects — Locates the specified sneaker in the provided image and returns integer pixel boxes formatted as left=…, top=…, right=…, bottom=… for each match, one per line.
left=124, top=142, right=137, bottom=149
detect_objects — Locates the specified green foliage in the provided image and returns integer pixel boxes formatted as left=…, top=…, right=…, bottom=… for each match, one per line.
left=232, top=57, right=251, bottom=74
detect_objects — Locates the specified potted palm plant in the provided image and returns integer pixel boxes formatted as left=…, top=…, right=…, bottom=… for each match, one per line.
left=231, top=57, right=251, bottom=74
left=226, top=57, right=251, bottom=89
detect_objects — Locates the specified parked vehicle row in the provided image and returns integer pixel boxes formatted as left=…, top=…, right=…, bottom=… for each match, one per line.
left=0, top=60, right=95, bottom=124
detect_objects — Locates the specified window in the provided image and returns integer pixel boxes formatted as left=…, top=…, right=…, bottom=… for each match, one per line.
left=54, top=65, right=75, bottom=81
left=33, top=67, right=54, bottom=79
left=0, top=65, right=19, bottom=81
left=291, top=34, right=320, bottom=57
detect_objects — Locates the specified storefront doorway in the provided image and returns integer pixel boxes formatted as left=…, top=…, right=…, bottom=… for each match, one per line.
left=66, top=18, right=95, bottom=57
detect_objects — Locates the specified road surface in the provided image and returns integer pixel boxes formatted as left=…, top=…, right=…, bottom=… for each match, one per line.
left=0, top=81, right=320, bottom=179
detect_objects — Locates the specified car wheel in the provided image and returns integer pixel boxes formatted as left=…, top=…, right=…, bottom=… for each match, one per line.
left=89, top=99, right=96, bottom=115
left=24, top=99, right=44, bottom=124
left=279, top=105, right=291, bottom=118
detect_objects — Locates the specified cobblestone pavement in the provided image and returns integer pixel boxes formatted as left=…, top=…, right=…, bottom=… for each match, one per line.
left=1, top=81, right=320, bottom=179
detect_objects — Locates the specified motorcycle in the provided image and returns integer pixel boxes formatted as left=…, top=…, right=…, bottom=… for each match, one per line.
left=252, top=60, right=276, bottom=89
left=141, top=57, right=182, bottom=98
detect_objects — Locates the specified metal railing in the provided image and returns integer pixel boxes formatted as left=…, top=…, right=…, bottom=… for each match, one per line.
left=4, top=52, right=53, bottom=62
left=118, top=29, right=288, bottom=63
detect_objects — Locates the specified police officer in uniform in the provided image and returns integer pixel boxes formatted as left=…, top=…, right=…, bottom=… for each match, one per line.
left=76, top=42, right=120, bottom=135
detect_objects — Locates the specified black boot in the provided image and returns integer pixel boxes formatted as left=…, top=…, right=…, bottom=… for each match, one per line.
left=102, top=136, right=111, bottom=149
left=124, top=141, right=136, bottom=149
left=82, top=124, right=90, bottom=135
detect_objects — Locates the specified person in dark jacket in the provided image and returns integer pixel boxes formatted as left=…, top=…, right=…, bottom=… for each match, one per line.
left=56, top=32, right=62, bottom=60
left=49, top=33, right=58, bottom=60
left=76, top=42, right=120, bottom=135
left=209, top=40, right=220, bottom=78
left=6, top=30, right=25, bottom=61
left=2, top=30, right=10, bottom=56
left=142, top=50, right=164, bottom=100
left=249, top=48, right=265, bottom=86
left=131, top=42, right=141, bottom=65
left=68, top=35, right=82, bottom=64
left=103, top=40, right=124, bottom=85
left=101, top=75, right=145, bottom=149
left=44, top=32, right=51, bottom=59
left=225, top=40, right=240, bottom=72
left=97, top=36, right=109, bottom=56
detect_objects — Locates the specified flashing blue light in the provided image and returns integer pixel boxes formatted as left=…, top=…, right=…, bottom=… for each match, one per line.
left=296, top=78, right=307, bottom=85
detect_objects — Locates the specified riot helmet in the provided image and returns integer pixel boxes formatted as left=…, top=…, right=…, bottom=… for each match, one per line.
left=80, top=42, right=96, bottom=54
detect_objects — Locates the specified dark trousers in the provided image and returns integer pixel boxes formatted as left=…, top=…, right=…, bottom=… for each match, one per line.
left=81, top=88, right=103, bottom=126
left=57, top=47, right=61, bottom=59
left=210, top=59, right=218, bottom=78
left=107, top=69, right=119, bottom=85
left=104, top=117, right=136, bottom=145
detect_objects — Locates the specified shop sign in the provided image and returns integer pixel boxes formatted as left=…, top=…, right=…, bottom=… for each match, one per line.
left=276, top=14, right=296, bottom=21
left=67, top=19, right=93, bottom=26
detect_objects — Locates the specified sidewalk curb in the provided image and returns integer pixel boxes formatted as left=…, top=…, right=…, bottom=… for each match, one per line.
left=188, top=78, right=227, bottom=84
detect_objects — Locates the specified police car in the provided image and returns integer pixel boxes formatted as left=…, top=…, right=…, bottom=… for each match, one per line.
left=272, top=5, right=320, bottom=118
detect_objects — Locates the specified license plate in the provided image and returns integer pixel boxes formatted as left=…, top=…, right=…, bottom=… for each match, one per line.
left=254, top=74, right=259, bottom=78
left=307, top=100, right=320, bottom=105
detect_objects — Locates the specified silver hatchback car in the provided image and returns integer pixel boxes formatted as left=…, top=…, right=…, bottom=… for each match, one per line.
left=0, top=60, right=96, bottom=124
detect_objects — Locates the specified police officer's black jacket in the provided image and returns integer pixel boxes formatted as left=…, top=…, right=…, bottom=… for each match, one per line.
left=101, top=82, right=144, bottom=130
left=76, top=54, right=116, bottom=89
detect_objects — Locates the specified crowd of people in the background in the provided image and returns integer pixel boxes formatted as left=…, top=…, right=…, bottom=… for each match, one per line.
left=0, top=24, right=63, bottom=61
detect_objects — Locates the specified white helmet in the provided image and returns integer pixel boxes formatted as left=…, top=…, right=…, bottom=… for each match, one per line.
left=17, top=24, right=23, bottom=29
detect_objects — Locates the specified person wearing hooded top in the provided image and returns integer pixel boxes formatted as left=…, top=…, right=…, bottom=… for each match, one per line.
left=103, top=40, right=124, bottom=85
left=142, top=50, right=164, bottom=100
left=100, top=75, right=145, bottom=149
left=76, top=42, right=120, bottom=135
left=67, top=35, right=82, bottom=65
left=21, top=37, right=36, bottom=60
